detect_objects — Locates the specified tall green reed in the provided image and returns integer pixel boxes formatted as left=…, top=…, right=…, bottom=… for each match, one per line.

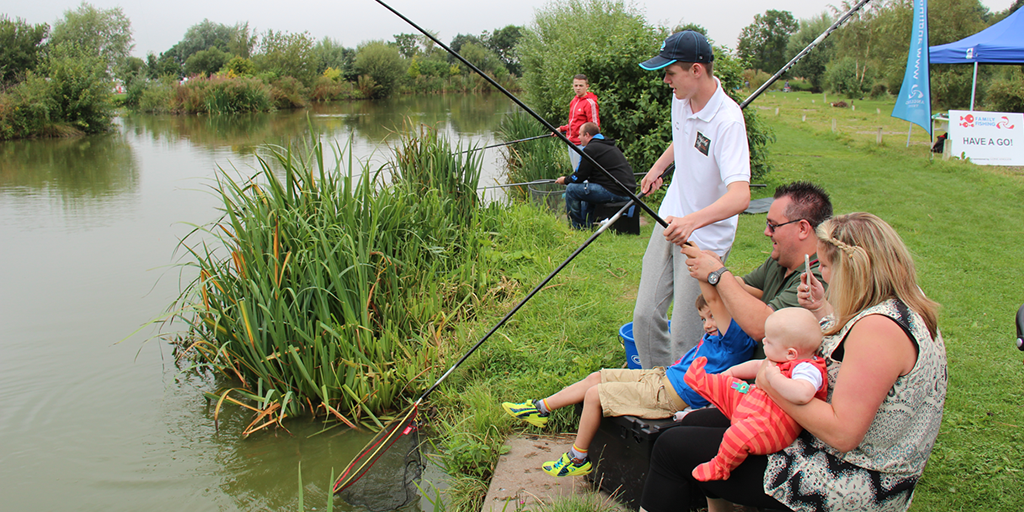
left=496, top=110, right=572, bottom=200
left=170, top=124, right=492, bottom=433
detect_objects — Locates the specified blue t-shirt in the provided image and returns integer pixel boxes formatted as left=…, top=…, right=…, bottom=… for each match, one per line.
left=664, top=319, right=757, bottom=409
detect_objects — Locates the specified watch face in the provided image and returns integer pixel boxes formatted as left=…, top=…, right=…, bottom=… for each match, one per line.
left=708, top=271, right=720, bottom=285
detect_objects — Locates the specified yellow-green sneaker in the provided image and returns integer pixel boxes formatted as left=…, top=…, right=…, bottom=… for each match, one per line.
left=501, top=399, right=549, bottom=428
left=541, top=452, right=592, bottom=477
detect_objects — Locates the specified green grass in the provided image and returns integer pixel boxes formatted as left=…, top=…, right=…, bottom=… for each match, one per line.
left=429, top=90, right=1024, bottom=510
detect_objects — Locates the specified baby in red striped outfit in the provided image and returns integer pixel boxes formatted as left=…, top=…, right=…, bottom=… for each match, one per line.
left=684, top=307, right=826, bottom=481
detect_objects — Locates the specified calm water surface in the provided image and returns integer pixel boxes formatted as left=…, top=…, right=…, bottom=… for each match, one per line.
left=0, top=94, right=515, bottom=510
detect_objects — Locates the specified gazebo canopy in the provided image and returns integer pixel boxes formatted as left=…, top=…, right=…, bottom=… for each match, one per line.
left=930, top=7, right=1024, bottom=64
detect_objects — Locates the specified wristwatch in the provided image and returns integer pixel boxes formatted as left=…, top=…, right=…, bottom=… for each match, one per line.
left=708, top=267, right=728, bottom=286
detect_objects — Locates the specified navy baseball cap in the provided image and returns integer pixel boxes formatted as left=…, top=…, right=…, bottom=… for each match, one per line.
left=639, top=30, right=714, bottom=70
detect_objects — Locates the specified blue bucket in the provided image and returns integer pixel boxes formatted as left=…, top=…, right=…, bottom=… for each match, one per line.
left=619, top=321, right=670, bottom=369
left=620, top=322, right=641, bottom=369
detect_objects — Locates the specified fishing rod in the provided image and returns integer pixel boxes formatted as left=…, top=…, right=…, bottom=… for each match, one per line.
left=334, top=184, right=661, bottom=495
left=335, top=1, right=870, bottom=494
left=478, top=179, right=558, bottom=190
left=374, top=0, right=667, bottom=228
left=739, top=0, right=872, bottom=109
left=460, top=134, right=550, bottom=153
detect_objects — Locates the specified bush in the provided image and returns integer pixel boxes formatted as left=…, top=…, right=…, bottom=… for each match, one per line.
left=184, top=47, right=231, bottom=77
left=220, top=56, right=256, bottom=78
left=43, top=42, right=113, bottom=134
left=519, top=0, right=773, bottom=178
left=269, top=76, right=308, bottom=109
left=0, top=73, right=54, bottom=140
left=354, top=41, right=406, bottom=99
left=137, top=80, right=175, bottom=113
left=742, top=69, right=775, bottom=91
left=169, top=76, right=272, bottom=114
left=825, top=56, right=875, bottom=99
left=309, top=75, right=355, bottom=102
left=870, top=83, right=889, bottom=99
left=985, top=69, right=1024, bottom=113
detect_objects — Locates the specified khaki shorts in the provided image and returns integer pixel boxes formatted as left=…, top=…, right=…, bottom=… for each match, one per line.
left=597, top=368, right=688, bottom=419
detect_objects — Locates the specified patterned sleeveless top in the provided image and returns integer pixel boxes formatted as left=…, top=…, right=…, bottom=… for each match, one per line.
left=763, top=299, right=948, bottom=512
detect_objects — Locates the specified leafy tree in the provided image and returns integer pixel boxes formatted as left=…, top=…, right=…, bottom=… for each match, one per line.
left=486, top=25, right=524, bottom=75
left=826, top=0, right=880, bottom=99
left=146, top=52, right=181, bottom=79
left=520, top=0, right=674, bottom=169
left=116, top=56, right=146, bottom=85
left=853, top=0, right=989, bottom=108
left=736, top=10, right=798, bottom=73
left=394, top=33, right=419, bottom=59
left=521, top=0, right=773, bottom=178
left=354, top=40, right=405, bottom=98
left=312, top=37, right=356, bottom=80
left=49, top=2, right=133, bottom=77
left=255, top=30, right=317, bottom=86
left=458, top=42, right=505, bottom=76
left=184, top=47, right=231, bottom=77
left=227, top=22, right=256, bottom=59
left=174, top=19, right=234, bottom=60
left=673, top=23, right=708, bottom=37
left=0, top=15, right=49, bottom=84
left=450, top=33, right=485, bottom=56
left=42, top=42, right=113, bottom=133
left=786, top=12, right=835, bottom=92
left=825, top=56, right=876, bottom=98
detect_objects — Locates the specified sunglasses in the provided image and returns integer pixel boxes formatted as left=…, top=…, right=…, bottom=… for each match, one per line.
left=766, top=218, right=804, bottom=234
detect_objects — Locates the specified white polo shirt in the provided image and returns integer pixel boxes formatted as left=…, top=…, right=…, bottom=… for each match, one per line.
left=660, top=78, right=751, bottom=257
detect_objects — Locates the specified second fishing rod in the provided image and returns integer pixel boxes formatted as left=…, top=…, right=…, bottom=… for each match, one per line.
left=374, top=0, right=667, bottom=228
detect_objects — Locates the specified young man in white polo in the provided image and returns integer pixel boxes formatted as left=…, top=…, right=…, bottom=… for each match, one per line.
left=633, top=30, right=751, bottom=368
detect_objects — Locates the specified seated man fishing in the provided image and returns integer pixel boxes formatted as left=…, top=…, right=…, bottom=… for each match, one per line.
left=555, top=122, right=636, bottom=229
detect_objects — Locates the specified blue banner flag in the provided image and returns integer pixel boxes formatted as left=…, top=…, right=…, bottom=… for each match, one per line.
left=892, top=0, right=932, bottom=136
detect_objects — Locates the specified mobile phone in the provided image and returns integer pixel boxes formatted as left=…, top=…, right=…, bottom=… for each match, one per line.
left=804, top=254, right=811, bottom=281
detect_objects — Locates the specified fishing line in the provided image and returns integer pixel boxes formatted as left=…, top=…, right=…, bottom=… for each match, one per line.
left=477, top=179, right=558, bottom=190
left=460, top=134, right=551, bottom=153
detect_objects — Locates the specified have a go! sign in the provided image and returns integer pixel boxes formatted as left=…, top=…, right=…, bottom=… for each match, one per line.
left=948, top=110, right=1024, bottom=166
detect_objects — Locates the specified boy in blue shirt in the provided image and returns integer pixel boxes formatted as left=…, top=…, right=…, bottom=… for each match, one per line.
left=501, top=280, right=757, bottom=477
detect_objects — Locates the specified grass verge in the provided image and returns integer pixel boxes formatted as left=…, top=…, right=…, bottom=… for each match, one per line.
left=429, top=91, right=1024, bottom=510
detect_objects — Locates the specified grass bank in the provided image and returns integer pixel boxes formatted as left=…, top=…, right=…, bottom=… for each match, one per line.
left=430, top=91, right=1023, bottom=510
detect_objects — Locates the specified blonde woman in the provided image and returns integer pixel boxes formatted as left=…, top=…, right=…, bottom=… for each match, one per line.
left=640, top=212, right=946, bottom=512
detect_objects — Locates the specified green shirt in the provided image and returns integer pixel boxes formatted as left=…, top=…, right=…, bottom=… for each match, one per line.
left=742, top=254, right=824, bottom=311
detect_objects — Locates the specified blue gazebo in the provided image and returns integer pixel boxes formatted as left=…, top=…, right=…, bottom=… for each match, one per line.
left=929, top=6, right=1024, bottom=109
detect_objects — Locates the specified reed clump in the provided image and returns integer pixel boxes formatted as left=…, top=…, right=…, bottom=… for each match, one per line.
left=497, top=110, right=571, bottom=200
left=168, top=76, right=273, bottom=114
left=170, top=124, right=497, bottom=433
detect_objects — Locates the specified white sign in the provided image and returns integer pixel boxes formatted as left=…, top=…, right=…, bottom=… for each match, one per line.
left=948, top=110, right=1024, bottom=166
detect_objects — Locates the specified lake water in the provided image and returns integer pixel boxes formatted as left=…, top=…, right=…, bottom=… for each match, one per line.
left=0, top=94, right=517, bottom=511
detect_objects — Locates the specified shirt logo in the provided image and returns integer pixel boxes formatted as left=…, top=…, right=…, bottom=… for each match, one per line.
left=695, top=131, right=710, bottom=156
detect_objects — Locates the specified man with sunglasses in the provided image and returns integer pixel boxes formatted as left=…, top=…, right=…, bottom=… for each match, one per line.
left=682, top=182, right=833, bottom=344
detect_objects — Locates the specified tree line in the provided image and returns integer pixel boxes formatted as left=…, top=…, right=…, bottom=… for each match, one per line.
left=737, top=0, right=1023, bottom=112
left=0, top=2, right=523, bottom=140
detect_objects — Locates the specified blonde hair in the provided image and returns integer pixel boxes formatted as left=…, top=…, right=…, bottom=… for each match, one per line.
left=816, top=212, right=939, bottom=337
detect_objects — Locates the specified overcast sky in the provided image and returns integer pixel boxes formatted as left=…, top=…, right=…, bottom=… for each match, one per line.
left=3, top=0, right=1017, bottom=59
